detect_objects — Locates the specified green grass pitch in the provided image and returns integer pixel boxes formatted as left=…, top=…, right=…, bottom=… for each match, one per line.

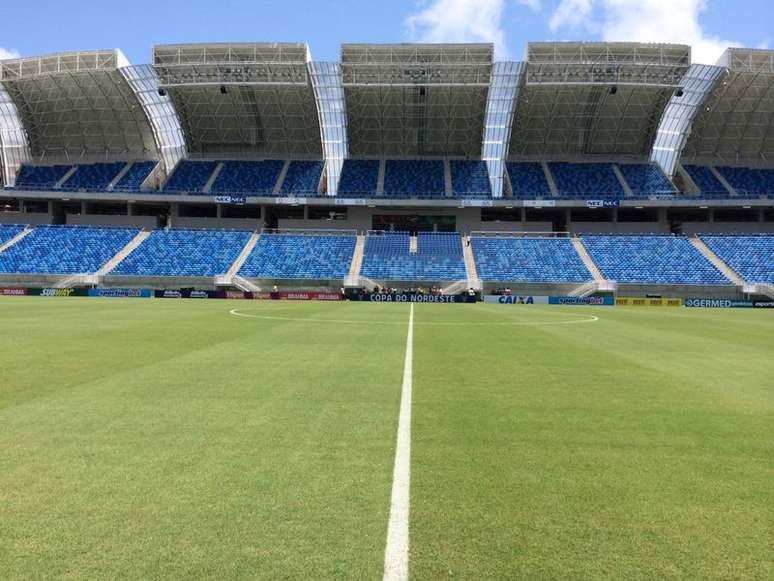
left=0, top=297, right=772, bottom=580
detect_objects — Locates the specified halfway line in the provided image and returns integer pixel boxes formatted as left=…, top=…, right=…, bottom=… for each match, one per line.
left=383, top=303, right=414, bottom=581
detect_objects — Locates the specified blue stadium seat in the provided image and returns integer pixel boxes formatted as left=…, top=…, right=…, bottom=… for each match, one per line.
left=506, top=162, right=552, bottom=199
left=112, top=229, right=251, bottom=277
left=472, top=237, right=592, bottom=282
left=211, top=160, right=284, bottom=195
left=450, top=160, right=491, bottom=198
left=549, top=162, right=624, bottom=198
left=60, top=162, right=125, bottom=191
left=163, top=160, right=219, bottom=194
left=338, top=160, right=379, bottom=196
left=383, top=160, right=445, bottom=198
left=682, top=165, right=730, bottom=197
left=701, top=234, right=774, bottom=283
left=14, top=164, right=73, bottom=189
left=715, top=166, right=774, bottom=197
left=581, top=235, right=730, bottom=284
left=618, top=163, right=675, bottom=196
left=280, top=161, right=324, bottom=195
left=113, top=161, right=157, bottom=191
left=0, top=225, right=137, bottom=274
left=0, top=224, right=26, bottom=245
left=238, top=234, right=356, bottom=279
left=361, top=232, right=465, bottom=280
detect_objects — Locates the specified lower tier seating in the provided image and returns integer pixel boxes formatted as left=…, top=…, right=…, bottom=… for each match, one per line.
left=239, top=234, right=356, bottom=279
left=472, top=237, right=592, bottom=282
left=112, top=229, right=251, bottom=277
left=701, top=234, right=774, bottom=283
left=0, top=225, right=138, bottom=274
left=0, top=224, right=26, bottom=246
left=581, top=235, right=729, bottom=284
left=360, top=232, right=465, bottom=280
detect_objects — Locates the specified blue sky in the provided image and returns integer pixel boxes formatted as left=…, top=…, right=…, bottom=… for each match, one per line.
left=0, top=0, right=770, bottom=65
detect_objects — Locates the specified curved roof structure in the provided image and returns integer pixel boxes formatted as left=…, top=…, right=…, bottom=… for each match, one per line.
left=0, top=50, right=184, bottom=172
left=341, top=43, right=492, bottom=158
left=152, top=43, right=323, bottom=159
left=680, top=48, right=774, bottom=165
left=508, top=42, right=691, bottom=160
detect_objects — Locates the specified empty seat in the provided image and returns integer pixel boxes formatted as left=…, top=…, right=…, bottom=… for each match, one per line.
left=280, top=161, right=324, bottom=195
left=211, top=160, right=284, bottom=195
left=549, top=162, right=624, bottom=198
left=163, top=160, right=219, bottom=193
left=682, top=165, right=730, bottom=197
left=506, top=162, right=552, bottom=199
left=450, top=160, right=491, bottom=197
left=338, top=160, right=379, bottom=196
left=472, top=237, right=591, bottom=282
left=61, top=162, right=126, bottom=191
left=701, top=234, right=774, bottom=283
left=113, top=161, right=157, bottom=191
left=0, top=225, right=138, bottom=274
left=239, top=234, right=356, bottom=279
left=360, top=232, right=466, bottom=280
left=14, top=165, right=73, bottom=189
left=383, top=160, right=445, bottom=198
left=618, top=163, right=675, bottom=196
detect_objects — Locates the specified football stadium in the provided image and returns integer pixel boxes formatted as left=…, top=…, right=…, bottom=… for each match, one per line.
left=0, top=38, right=772, bottom=580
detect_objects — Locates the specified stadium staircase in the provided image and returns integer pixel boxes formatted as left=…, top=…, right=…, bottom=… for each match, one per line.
left=107, top=163, right=133, bottom=191
left=0, top=227, right=32, bottom=253
left=689, top=236, right=745, bottom=286
left=216, top=231, right=260, bottom=289
left=460, top=235, right=482, bottom=291
left=343, top=234, right=366, bottom=287
left=568, top=236, right=617, bottom=297
left=744, top=283, right=774, bottom=299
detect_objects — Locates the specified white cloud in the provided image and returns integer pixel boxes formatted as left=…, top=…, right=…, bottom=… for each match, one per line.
left=0, top=47, right=21, bottom=61
left=548, top=0, right=739, bottom=65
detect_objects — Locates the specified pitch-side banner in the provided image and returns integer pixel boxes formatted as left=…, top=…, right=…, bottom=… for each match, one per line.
left=88, top=288, right=152, bottom=298
left=548, top=296, right=615, bottom=306
left=616, top=297, right=682, bottom=307
left=483, top=295, right=550, bottom=304
left=363, top=293, right=466, bottom=303
left=0, top=287, right=26, bottom=296
left=684, top=298, right=753, bottom=308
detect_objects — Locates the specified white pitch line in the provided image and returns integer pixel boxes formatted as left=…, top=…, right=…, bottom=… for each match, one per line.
left=383, top=303, right=414, bottom=581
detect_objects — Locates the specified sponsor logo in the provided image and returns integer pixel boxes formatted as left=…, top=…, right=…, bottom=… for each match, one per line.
left=367, top=293, right=461, bottom=303
left=753, top=301, right=774, bottom=309
left=162, top=290, right=182, bottom=298
left=283, top=292, right=342, bottom=301
left=684, top=298, right=753, bottom=308
left=88, top=288, right=150, bottom=298
left=586, top=199, right=620, bottom=209
left=483, top=295, right=550, bottom=304
left=549, top=296, right=614, bottom=306
left=616, top=297, right=682, bottom=307
left=189, top=290, right=209, bottom=298
left=0, top=287, right=26, bottom=296
left=226, top=290, right=247, bottom=300
left=40, top=288, right=75, bottom=297
left=523, top=200, right=556, bottom=207
left=214, top=195, right=247, bottom=205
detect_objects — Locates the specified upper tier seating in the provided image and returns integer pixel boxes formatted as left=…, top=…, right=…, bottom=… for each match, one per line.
left=60, top=162, right=125, bottom=191
left=0, top=225, right=137, bottom=274
left=701, top=235, right=774, bottom=283
left=715, top=166, right=774, bottom=197
left=112, top=229, right=251, bottom=277
left=14, top=164, right=73, bottom=189
left=163, top=160, right=218, bottom=193
left=238, top=234, right=356, bottom=279
left=211, top=160, right=284, bottom=195
left=549, top=162, right=624, bottom=198
left=279, top=160, right=324, bottom=195
left=383, top=160, right=445, bottom=198
left=361, top=233, right=413, bottom=280
left=113, top=161, right=157, bottom=191
left=337, top=159, right=380, bottom=196
left=415, top=232, right=467, bottom=280
left=0, top=224, right=27, bottom=245
left=506, top=162, right=552, bottom=199
left=618, top=163, right=675, bottom=196
left=581, top=235, right=729, bottom=284
left=360, top=232, right=465, bottom=280
left=450, top=160, right=491, bottom=198
left=682, top=165, right=729, bottom=197
left=472, top=237, right=592, bottom=282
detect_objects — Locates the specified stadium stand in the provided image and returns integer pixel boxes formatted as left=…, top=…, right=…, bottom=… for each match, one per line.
left=337, top=159, right=380, bottom=196
left=113, top=161, right=158, bottom=191
left=111, top=229, right=251, bottom=277
left=715, top=166, right=774, bottom=197
left=0, top=225, right=138, bottom=274
left=383, top=160, right=445, bottom=198
left=238, top=233, right=356, bottom=279
left=505, top=162, right=552, bottom=199
left=700, top=234, right=774, bottom=283
left=581, top=235, right=730, bottom=284
left=60, top=162, right=126, bottom=191
left=472, top=237, right=592, bottom=282
left=415, top=232, right=467, bottom=280
left=360, top=232, right=465, bottom=280
left=279, top=160, right=324, bottom=195
left=549, top=162, right=625, bottom=198
left=0, top=224, right=27, bottom=245
left=13, top=164, right=73, bottom=189
left=163, top=160, right=218, bottom=193
left=682, top=165, right=729, bottom=197
left=211, top=160, right=284, bottom=195
left=617, top=163, right=675, bottom=196
left=450, top=160, right=491, bottom=197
